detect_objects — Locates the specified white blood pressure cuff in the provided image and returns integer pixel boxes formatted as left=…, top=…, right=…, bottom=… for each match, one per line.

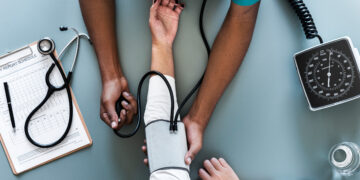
left=145, top=120, right=189, bottom=174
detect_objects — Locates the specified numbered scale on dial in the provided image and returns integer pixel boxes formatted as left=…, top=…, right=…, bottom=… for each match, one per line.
left=294, top=37, right=360, bottom=111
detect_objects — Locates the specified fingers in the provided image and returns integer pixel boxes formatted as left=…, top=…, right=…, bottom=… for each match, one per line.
left=219, top=158, right=230, bottom=168
left=174, top=5, right=183, bottom=14
left=198, top=168, right=211, bottom=180
left=203, top=160, right=216, bottom=176
left=123, top=92, right=137, bottom=114
left=142, top=139, right=147, bottom=155
left=142, top=145, right=147, bottom=155
left=100, top=106, right=111, bottom=126
left=102, top=101, right=119, bottom=129
left=210, top=158, right=223, bottom=170
left=122, top=92, right=137, bottom=124
left=152, top=0, right=160, bottom=7
left=121, top=101, right=133, bottom=125
left=185, top=140, right=202, bottom=165
left=117, top=109, right=126, bottom=129
left=168, top=0, right=184, bottom=14
left=150, top=0, right=160, bottom=19
left=142, top=139, right=148, bottom=166
left=168, top=0, right=175, bottom=9
left=161, top=0, right=170, bottom=6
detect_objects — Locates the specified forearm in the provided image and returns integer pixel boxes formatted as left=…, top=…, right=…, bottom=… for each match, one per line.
left=151, top=44, right=175, bottom=77
left=189, top=2, right=260, bottom=128
left=79, top=0, right=122, bottom=83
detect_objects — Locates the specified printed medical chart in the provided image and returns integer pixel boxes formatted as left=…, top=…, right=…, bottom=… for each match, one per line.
left=0, top=43, right=92, bottom=174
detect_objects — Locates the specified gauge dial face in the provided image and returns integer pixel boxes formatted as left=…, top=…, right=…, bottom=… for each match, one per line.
left=305, top=49, right=355, bottom=100
left=295, top=38, right=360, bottom=110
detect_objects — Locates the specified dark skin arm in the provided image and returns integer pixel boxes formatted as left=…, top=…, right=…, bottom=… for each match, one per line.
left=183, top=2, right=260, bottom=164
left=79, top=0, right=137, bottom=130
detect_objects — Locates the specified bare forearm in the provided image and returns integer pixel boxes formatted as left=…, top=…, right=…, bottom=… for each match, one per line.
left=79, top=0, right=122, bottom=83
left=151, top=44, right=175, bottom=77
left=189, top=2, right=260, bottom=128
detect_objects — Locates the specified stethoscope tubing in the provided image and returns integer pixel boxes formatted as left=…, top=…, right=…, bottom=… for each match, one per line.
left=24, top=28, right=91, bottom=148
left=24, top=53, right=73, bottom=148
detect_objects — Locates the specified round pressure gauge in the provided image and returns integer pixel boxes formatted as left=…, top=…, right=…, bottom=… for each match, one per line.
left=305, top=49, right=355, bottom=100
left=294, top=37, right=360, bottom=111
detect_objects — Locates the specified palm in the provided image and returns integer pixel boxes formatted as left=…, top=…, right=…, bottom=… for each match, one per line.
left=149, top=1, right=182, bottom=46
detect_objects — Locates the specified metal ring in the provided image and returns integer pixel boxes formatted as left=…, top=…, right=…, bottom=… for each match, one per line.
left=38, top=38, right=55, bottom=55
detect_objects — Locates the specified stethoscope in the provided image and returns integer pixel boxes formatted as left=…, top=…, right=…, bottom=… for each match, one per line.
left=24, top=26, right=91, bottom=148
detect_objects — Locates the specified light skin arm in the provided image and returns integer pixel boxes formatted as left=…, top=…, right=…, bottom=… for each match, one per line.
left=141, top=0, right=184, bottom=165
left=183, top=2, right=260, bottom=164
left=79, top=0, right=137, bottom=130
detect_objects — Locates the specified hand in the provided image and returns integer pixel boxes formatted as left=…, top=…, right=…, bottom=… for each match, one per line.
left=141, top=115, right=205, bottom=166
left=100, top=77, right=137, bottom=130
left=149, top=0, right=184, bottom=47
left=141, top=139, right=149, bottom=166
left=199, top=158, right=240, bottom=180
left=183, top=115, right=205, bottom=165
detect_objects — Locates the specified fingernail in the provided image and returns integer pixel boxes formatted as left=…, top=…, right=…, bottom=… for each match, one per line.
left=122, top=110, right=126, bottom=115
left=122, top=101, right=128, bottom=105
left=186, top=157, right=192, bottom=164
left=123, top=92, right=130, bottom=97
left=111, top=121, right=117, bottom=128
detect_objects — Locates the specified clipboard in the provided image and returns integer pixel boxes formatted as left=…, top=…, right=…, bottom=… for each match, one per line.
left=0, top=41, right=92, bottom=175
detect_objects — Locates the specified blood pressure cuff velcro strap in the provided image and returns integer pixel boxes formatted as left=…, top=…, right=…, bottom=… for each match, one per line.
left=145, top=120, right=189, bottom=174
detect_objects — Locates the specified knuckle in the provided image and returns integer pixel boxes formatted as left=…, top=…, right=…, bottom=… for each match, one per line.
left=101, top=98, right=110, bottom=105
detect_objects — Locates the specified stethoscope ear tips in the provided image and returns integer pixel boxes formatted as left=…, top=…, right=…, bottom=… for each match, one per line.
left=38, top=38, right=55, bottom=55
left=59, top=26, right=68, bottom=31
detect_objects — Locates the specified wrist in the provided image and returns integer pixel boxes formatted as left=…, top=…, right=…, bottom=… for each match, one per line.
left=152, top=41, right=173, bottom=51
left=102, top=74, right=124, bottom=86
left=187, top=104, right=211, bottom=131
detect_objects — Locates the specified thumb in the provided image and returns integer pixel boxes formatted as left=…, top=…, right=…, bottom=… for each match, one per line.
left=104, top=101, right=119, bottom=129
left=185, top=140, right=202, bottom=165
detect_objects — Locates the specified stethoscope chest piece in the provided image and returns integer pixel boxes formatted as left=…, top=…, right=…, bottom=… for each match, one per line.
left=38, top=38, right=55, bottom=55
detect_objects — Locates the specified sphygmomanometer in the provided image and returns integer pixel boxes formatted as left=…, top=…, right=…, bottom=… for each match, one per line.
left=290, top=0, right=360, bottom=111
left=112, top=0, right=210, bottom=137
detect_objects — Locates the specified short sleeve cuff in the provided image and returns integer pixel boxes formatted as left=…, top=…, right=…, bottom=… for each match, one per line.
left=232, top=0, right=259, bottom=6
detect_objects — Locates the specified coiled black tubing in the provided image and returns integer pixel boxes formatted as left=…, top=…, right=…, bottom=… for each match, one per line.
left=289, top=0, right=323, bottom=43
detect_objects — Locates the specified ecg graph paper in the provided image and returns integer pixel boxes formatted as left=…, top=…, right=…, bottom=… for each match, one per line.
left=0, top=43, right=91, bottom=174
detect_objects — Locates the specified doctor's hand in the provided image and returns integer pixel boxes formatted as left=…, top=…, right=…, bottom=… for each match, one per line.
left=183, top=114, right=205, bottom=165
left=140, top=115, right=205, bottom=166
left=100, top=77, right=137, bottom=130
left=149, top=0, right=184, bottom=47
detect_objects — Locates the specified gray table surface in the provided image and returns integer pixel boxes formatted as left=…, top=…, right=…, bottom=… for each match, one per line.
left=1, top=0, right=360, bottom=179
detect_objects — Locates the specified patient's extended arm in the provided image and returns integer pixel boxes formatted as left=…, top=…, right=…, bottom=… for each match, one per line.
left=144, top=1, right=189, bottom=179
